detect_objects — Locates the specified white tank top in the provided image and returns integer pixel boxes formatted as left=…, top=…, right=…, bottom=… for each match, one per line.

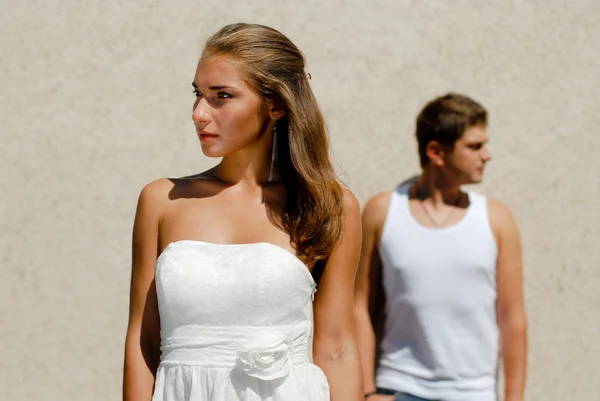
left=375, top=183, right=499, bottom=401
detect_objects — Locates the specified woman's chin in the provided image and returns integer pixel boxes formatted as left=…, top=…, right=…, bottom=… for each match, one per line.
left=199, top=143, right=224, bottom=158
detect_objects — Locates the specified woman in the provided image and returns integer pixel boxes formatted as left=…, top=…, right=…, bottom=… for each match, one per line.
left=123, top=23, right=363, bottom=401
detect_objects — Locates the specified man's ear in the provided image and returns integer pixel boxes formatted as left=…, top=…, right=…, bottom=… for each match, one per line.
left=426, top=141, right=446, bottom=167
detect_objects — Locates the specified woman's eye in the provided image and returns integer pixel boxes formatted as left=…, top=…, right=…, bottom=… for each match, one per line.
left=193, top=90, right=202, bottom=97
left=218, top=92, right=232, bottom=99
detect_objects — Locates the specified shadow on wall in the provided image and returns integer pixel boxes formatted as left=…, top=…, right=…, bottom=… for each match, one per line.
left=398, top=174, right=419, bottom=188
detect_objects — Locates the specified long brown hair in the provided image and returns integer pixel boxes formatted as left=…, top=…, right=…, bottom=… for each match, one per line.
left=202, top=23, right=344, bottom=267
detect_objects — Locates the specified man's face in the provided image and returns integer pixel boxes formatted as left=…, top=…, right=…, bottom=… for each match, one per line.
left=444, top=124, right=492, bottom=184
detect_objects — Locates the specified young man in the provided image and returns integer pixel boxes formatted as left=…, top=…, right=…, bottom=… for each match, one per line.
left=354, top=93, right=527, bottom=401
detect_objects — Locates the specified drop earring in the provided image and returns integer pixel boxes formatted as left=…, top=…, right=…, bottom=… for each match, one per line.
left=268, top=125, right=278, bottom=182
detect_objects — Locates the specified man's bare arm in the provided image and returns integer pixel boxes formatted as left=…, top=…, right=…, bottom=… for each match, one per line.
left=490, top=199, right=528, bottom=401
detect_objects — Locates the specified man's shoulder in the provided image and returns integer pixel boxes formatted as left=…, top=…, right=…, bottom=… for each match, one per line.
left=362, top=191, right=393, bottom=231
left=466, top=191, right=513, bottom=216
left=486, top=197, right=514, bottom=219
left=365, top=190, right=393, bottom=210
left=485, top=197, right=519, bottom=239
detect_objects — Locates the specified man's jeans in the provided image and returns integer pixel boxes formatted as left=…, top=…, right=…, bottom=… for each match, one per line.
left=376, top=387, right=438, bottom=401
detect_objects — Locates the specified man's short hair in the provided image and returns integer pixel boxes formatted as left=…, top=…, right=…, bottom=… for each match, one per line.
left=416, top=93, right=487, bottom=167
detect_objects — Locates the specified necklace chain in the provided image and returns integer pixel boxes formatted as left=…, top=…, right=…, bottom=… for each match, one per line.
left=414, top=184, right=461, bottom=229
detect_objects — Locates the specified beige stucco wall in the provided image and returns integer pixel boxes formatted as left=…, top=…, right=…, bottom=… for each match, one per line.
left=1, top=1, right=598, bottom=400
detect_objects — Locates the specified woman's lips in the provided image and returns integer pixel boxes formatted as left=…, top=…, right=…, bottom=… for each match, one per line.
left=198, top=131, right=218, bottom=142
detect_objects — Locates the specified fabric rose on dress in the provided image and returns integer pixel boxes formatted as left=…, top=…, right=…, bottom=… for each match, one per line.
left=237, top=330, right=293, bottom=381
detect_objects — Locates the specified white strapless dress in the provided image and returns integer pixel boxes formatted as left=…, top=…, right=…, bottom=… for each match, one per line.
left=151, top=240, right=330, bottom=401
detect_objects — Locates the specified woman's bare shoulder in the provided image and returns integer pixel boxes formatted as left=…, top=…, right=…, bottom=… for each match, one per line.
left=138, top=178, right=175, bottom=205
left=138, top=170, right=223, bottom=204
left=133, top=179, right=177, bottom=230
left=340, top=186, right=360, bottom=216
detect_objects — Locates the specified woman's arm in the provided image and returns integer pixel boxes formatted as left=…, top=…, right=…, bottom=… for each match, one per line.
left=123, top=180, right=167, bottom=401
left=313, top=188, right=363, bottom=401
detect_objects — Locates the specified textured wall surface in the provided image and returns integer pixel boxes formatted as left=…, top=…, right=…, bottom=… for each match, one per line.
left=1, top=0, right=598, bottom=400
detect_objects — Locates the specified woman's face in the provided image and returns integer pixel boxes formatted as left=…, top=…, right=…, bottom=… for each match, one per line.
left=192, top=55, right=271, bottom=158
